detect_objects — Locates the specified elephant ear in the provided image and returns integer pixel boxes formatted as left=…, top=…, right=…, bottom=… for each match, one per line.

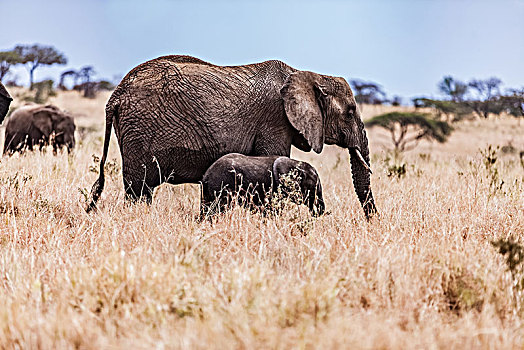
left=33, top=110, right=53, bottom=137
left=273, top=157, right=303, bottom=183
left=280, top=71, right=325, bottom=154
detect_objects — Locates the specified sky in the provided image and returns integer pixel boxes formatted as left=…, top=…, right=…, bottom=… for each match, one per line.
left=1, top=0, right=523, bottom=100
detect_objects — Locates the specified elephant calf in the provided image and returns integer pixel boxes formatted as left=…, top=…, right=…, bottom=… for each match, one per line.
left=201, top=153, right=325, bottom=217
left=3, top=104, right=76, bottom=155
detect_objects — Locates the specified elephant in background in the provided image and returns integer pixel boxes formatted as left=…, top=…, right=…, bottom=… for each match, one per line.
left=0, top=82, right=13, bottom=123
left=88, top=55, right=376, bottom=218
left=201, top=153, right=325, bottom=217
left=3, top=104, right=76, bottom=154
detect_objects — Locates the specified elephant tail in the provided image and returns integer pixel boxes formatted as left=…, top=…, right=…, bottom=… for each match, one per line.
left=86, top=102, right=117, bottom=213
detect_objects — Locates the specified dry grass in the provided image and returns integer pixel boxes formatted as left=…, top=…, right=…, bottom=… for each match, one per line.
left=0, top=90, right=523, bottom=348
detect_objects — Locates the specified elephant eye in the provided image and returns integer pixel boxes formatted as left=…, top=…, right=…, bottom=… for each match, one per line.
left=346, top=105, right=356, bottom=117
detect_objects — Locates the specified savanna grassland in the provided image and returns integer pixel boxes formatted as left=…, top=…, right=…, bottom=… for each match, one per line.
left=0, top=89, right=523, bottom=349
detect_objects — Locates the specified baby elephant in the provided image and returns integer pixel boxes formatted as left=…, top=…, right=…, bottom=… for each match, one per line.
left=3, top=104, right=76, bottom=155
left=201, top=153, right=325, bottom=217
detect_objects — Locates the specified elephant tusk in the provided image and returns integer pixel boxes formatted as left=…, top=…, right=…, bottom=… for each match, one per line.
left=354, top=149, right=372, bottom=174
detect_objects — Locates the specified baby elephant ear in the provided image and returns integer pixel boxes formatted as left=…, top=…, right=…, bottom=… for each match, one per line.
left=280, top=71, right=325, bottom=154
left=33, top=110, right=53, bottom=137
left=272, top=157, right=301, bottom=182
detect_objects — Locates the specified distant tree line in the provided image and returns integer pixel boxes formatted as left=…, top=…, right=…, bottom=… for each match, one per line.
left=2, top=44, right=522, bottom=112
left=59, top=66, right=114, bottom=98
left=349, top=76, right=523, bottom=121
left=0, top=43, right=115, bottom=99
left=413, top=76, right=524, bottom=121
left=349, top=79, right=403, bottom=109
left=361, top=76, right=523, bottom=153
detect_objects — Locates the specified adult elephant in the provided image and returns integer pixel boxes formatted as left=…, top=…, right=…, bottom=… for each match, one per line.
left=87, top=55, right=377, bottom=218
left=0, top=82, right=13, bottom=123
left=3, top=104, right=76, bottom=154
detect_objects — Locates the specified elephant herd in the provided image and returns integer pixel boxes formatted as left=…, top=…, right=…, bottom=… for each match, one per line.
left=0, top=55, right=378, bottom=219
left=0, top=82, right=76, bottom=154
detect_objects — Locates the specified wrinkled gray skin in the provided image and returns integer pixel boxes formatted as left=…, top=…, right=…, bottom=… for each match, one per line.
left=201, top=153, right=325, bottom=217
left=3, top=104, right=76, bottom=154
left=0, top=82, right=13, bottom=124
left=88, top=55, right=376, bottom=218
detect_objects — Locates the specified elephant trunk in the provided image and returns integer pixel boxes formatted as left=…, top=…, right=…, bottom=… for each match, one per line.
left=349, top=146, right=377, bottom=219
left=343, top=117, right=377, bottom=219
left=314, top=197, right=325, bottom=216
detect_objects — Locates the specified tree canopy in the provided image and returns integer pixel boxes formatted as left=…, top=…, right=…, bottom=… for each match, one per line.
left=466, top=78, right=503, bottom=119
left=438, top=76, right=468, bottom=102
left=0, top=50, right=22, bottom=82
left=365, top=112, right=453, bottom=152
left=14, top=44, right=67, bottom=89
left=349, top=79, right=387, bottom=107
left=59, top=69, right=78, bottom=89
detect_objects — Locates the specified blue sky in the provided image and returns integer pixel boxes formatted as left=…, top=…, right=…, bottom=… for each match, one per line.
left=1, top=0, right=523, bottom=100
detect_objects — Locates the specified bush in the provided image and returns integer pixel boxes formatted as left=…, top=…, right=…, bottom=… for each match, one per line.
left=22, top=79, right=56, bottom=104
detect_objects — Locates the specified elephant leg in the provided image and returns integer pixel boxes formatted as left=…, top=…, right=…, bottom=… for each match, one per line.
left=122, top=163, right=161, bottom=204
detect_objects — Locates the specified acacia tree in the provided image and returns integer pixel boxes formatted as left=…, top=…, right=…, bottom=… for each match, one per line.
left=349, top=79, right=387, bottom=108
left=78, top=66, right=95, bottom=85
left=59, top=69, right=78, bottom=90
left=60, top=65, right=114, bottom=97
left=14, top=44, right=67, bottom=89
left=365, top=112, right=453, bottom=152
left=77, top=66, right=97, bottom=97
left=391, top=96, right=402, bottom=106
left=467, top=77, right=503, bottom=118
left=0, top=50, right=22, bottom=82
left=438, top=76, right=468, bottom=102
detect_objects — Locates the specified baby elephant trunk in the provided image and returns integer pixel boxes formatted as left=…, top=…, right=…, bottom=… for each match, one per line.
left=311, top=195, right=325, bottom=216
left=306, top=178, right=325, bottom=216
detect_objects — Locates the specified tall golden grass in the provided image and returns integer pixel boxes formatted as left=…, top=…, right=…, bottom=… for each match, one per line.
left=0, top=89, right=522, bottom=348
